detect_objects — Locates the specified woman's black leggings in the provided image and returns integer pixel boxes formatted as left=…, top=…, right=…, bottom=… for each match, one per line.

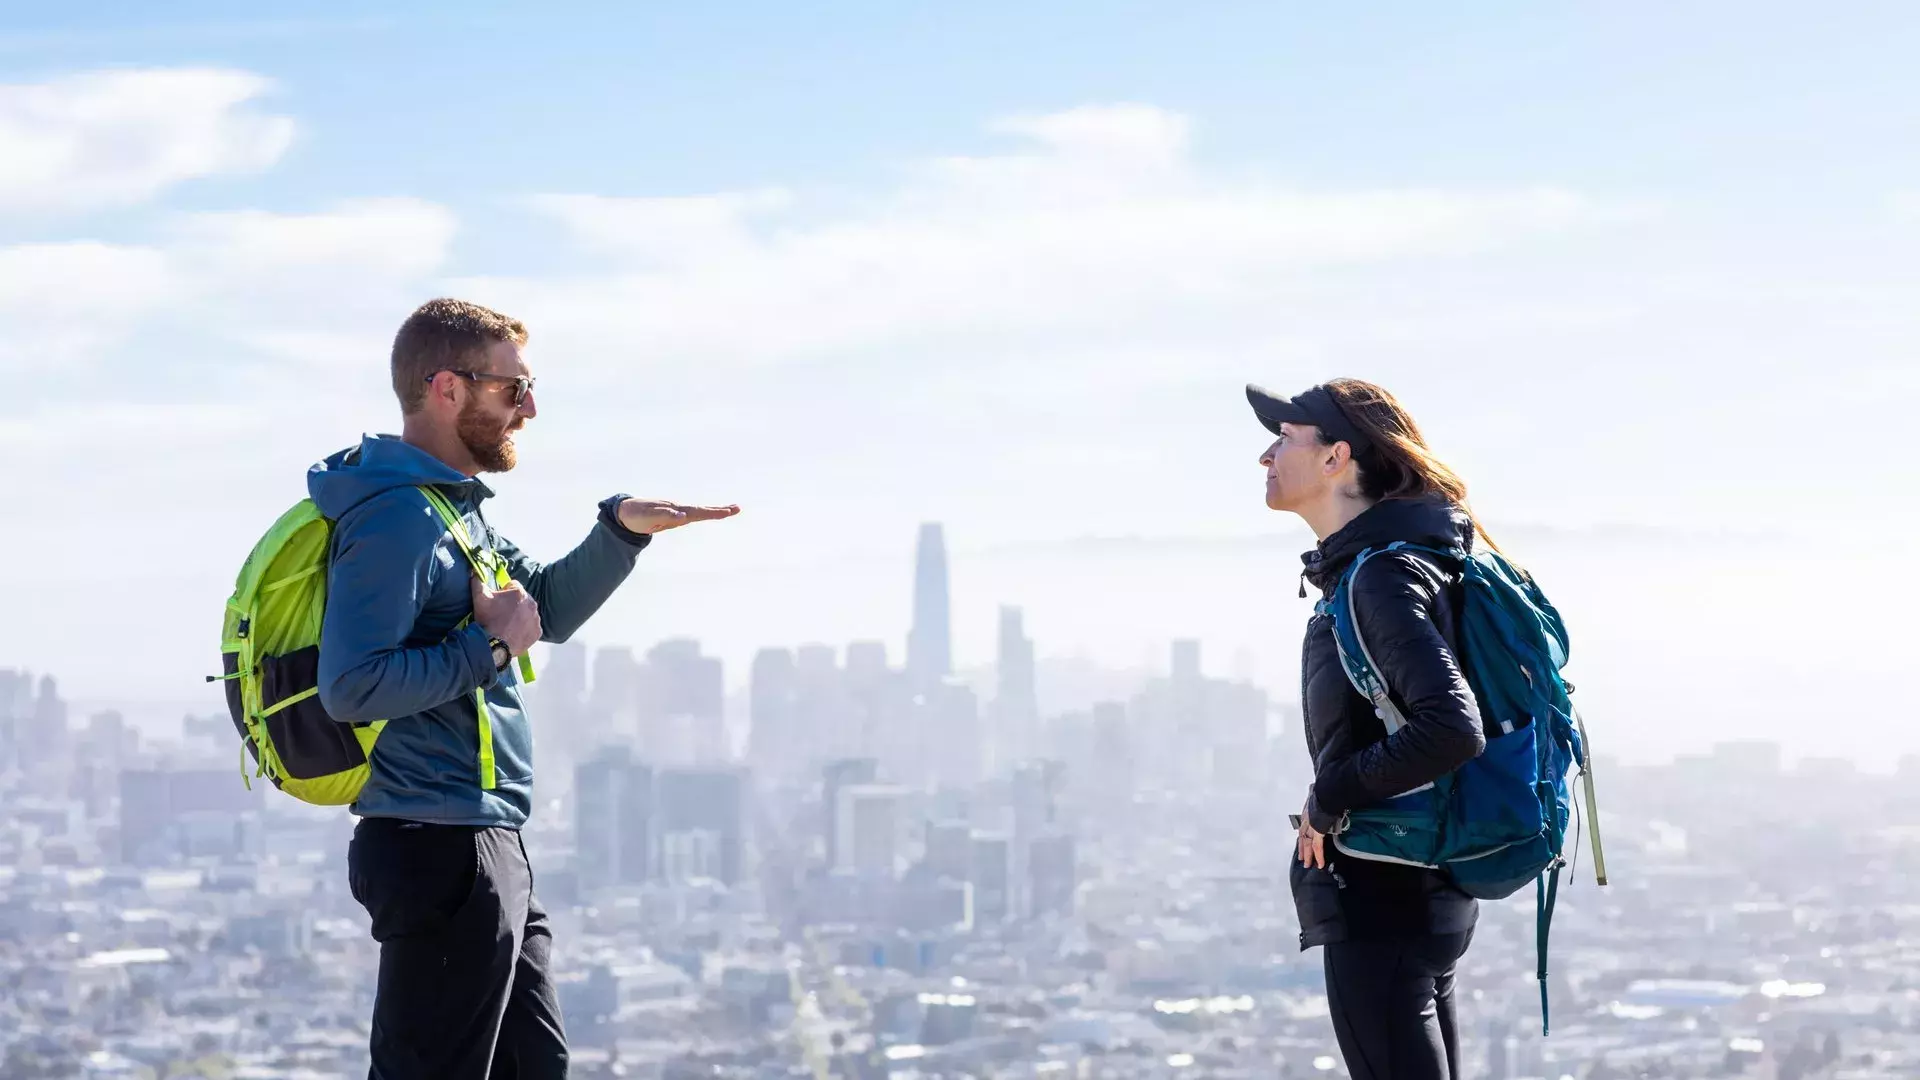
left=1322, top=929, right=1475, bottom=1080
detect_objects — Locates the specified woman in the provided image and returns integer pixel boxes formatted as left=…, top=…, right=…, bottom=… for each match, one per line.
left=1248, top=377, right=1492, bottom=1080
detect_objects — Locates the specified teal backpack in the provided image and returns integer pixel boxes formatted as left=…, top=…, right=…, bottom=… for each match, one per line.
left=1321, top=541, right=1607, bottom=1035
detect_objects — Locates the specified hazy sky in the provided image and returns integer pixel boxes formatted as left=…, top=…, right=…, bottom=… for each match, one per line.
left=5, top=3, right=1917, bottom=765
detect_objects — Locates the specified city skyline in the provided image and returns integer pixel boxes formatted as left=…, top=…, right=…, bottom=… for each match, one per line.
left=23, top=512, right=1913, bottom=774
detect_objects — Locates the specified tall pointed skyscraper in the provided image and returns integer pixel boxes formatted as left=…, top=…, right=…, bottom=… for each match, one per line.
left=908, top=523, right=952, bottom=690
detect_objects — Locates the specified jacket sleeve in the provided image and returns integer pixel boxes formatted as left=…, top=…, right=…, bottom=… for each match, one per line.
left=1311, top=552, right=1486, bottom=821
left=317, top=493, right=498, bottom=723
left=490, top=497, right=652, bottom=645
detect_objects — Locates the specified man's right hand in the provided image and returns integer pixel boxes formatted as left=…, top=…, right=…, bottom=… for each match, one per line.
left=471, top=576, right=541, bottom=656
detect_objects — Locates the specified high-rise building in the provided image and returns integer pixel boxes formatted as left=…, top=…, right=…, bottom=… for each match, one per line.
left=1028, top=833, right=1077, bottom=918
left=748, top=647, right=797, bottom=769
left=822, top=758, right=879, bottom=870
left=907, top=523, right=952, bottom=690
left=590, top=646, right=640, bottom=723
left=1208, top=679, right=1270, bottom=788
left=641, top=639, right=725, bottom=765
left=844, top=641, right=894, bottom=759
left=541, top=640, right=590, bottom=754
left=656, top=767, right=748, bottom=886
left=21, top=674, right=70, bottom=773
left=925, top=679, right=982, bottom=789
left=118, top=768, right=260, bottom=865
left=1091, top=701, right=1133, bottom=807
left=659, top=828, right=724, bottom=884
left=575, top=747, right=654, bottom=891
left=835, top=784, right=909, bottom=878
left=1010, top=760, right=1065, bottom=917
left=794, top=644, right=846, bottom=761
left=922, top=820, right=973, bottom=882
left=545, top=639, right=589, bottom=703
left=970, top=832, right=1012, bottom=923
left=1171, top=639, right=1201, bottom=686
left=993, top=606, right=1038, bottom=772
left=0, top=668, right=29, bottom=768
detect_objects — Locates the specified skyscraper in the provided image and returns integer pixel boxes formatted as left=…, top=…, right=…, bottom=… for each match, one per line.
left=925, top=679, right=982, bottom=789
left=794, top=644, right=846, bottom=761
left=1028, top=833, right=1077, bottom=918
left=970, top=832, right=1012, bottom=924
left=748, top=647, right=797, bottom=769
left=575, top=747, right=654, bottom=891
left=844, top=641, right=894, bottom=759
left=993, top=606, right=1038, bottom=771
left=590, top=646, right=639, bottom=725
left=834, top=784, right=909, bottom=878
left=656, top=766, right=749, bottom=886
left=538, top=640, right=589, bottom=760
left=907, top=523, right=952, bottom=691
left=822, top=758, right=879, bottom=870
left=640, top=639, right=725, bottom=765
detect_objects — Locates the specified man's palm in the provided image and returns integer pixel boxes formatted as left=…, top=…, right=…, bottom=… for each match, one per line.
left=617, top=498, right=741, bottom=534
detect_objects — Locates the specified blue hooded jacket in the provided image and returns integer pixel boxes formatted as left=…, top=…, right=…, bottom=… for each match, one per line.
left=308, top=434, right=649, bottom=828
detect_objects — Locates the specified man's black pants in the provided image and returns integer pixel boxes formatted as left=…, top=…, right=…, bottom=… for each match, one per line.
left=1322, top=929, right=1474, bottom=1080
left=348, top=818, right=567, bottom=1080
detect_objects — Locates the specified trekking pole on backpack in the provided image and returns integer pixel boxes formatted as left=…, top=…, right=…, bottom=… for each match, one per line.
left=1575, top=707, right=1607, bottom=887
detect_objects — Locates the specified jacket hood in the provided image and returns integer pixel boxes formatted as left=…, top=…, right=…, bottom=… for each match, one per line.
left=307, top=434, right=489, bottom=518
left=1302, top=495, right=1475, bottom=594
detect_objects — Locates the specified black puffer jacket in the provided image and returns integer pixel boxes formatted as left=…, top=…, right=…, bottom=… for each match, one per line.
left=1290, top=496, right=1487, bottom=946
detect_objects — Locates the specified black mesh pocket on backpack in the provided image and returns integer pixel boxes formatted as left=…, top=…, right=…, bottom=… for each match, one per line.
left=220, top=651, right=247, bottom=737
left=220, top=650, right=264, bottom=772
left=259, top=645, right=367, bottom=780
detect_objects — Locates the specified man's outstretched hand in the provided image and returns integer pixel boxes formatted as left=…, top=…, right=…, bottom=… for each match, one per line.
left=616, top=498, right=742, bottom=535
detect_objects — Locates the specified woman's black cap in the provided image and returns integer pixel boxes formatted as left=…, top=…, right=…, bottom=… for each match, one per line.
left=1246, top=383, right=1374, bottom=455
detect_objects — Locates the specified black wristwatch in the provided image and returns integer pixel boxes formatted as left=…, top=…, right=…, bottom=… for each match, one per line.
left=488, top=638, right=511, bottom=673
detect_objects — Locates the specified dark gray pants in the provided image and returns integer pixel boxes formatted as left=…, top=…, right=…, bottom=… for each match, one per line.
left=348, top=818, right=567, bottom=1080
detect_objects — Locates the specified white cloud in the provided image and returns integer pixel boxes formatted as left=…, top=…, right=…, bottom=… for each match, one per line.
left=0, top=241, right=176, bottom=371
left=0, top=68, right=293, bottom=212
left=0, top=240, right=175, bottom=317
left=988, top=103, right=1191, bottom=162
left=526, top=190, right=791, bottom=267
left=0, top=198, right=456, bottom=375
left=496, top=105, right=1619, bottom=374
left=170, top=197, right=455, bottom=278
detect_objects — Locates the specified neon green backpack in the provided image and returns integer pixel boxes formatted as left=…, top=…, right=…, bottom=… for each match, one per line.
left=214, top=485, right=534, bottom=805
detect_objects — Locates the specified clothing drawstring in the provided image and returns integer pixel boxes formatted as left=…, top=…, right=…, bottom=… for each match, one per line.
left=1298, top=571, right=1309, bottom=599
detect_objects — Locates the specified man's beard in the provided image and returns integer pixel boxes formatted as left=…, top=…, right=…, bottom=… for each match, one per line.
left=458, top=399, right=521, bottom=473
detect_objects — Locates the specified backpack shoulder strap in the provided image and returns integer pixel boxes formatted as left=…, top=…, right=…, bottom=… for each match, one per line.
left=1323, top=546, right=1407, bottom=733
left=417, top=485, right=491, bottom=580
left=416, top=485, right=536, bottom=685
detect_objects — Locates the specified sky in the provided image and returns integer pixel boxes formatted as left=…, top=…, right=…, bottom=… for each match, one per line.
left=4, top=2, right=1918, bottom=766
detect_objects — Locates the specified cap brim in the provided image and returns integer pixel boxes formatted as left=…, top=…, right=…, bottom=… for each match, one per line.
left=1246, top=383, right=1310, bottom=437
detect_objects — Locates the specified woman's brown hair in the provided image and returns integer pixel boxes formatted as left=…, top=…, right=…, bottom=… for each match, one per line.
left=1317, top=377, right=1502, bottom=554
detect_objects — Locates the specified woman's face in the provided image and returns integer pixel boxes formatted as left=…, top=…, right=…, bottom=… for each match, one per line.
left=1259, top=422, right=1332, bottom=512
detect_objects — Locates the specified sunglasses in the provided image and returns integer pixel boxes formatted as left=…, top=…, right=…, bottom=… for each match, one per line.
left=431, top=369, right=536, bottom=407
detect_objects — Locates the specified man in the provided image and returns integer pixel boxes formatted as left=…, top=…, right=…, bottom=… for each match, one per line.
left=310, top=298, right=738, bottom=1077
